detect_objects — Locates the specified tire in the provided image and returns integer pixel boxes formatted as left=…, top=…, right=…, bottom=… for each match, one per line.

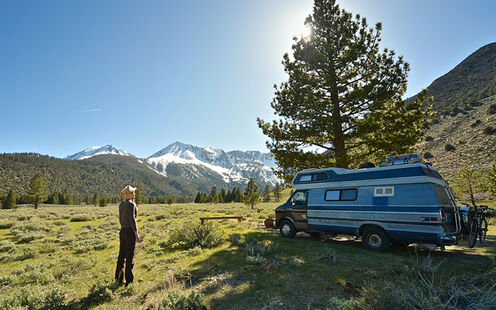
left=362, top=227, right=390, bottom=252
left=480, top=217, right=488, bottom=246
left=279, top=220, right=296, bottom=238
left=468, top=217, right=478, bottom=248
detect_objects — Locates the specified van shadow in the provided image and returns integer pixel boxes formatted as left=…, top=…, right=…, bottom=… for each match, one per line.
left=317, top=233, right=494, bottom=269
left=187, top=230, right=495, bottom=309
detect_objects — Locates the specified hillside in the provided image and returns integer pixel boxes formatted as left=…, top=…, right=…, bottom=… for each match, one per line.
left=0, top=145, right=278, bottom=197
left=409, top=42, right=496, bottom=113
left=0, top=153, right=189, bottom=197
left=422, top=95, right=496, bottom=182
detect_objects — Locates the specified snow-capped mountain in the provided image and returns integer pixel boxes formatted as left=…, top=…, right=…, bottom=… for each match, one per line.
left=65, top=142, right=279, bottom=190
left=147, top=142, right=279, bottom=187
left=66, top=145, right=135, bottom=160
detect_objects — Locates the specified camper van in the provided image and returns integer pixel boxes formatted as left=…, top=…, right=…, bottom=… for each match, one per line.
left=274, top=154, right=462, bottom=252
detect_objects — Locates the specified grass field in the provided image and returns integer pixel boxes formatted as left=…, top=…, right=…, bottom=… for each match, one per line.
left=0, top=200, right=495, bottom=309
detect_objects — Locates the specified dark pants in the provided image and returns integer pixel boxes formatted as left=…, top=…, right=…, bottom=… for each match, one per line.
left=115, top=228, right=136, bottom=284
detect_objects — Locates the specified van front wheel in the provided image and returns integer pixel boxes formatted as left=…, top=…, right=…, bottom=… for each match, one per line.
left=362, top=227, right=390, bottom=252
left=279, top=221, right=296, bottom=238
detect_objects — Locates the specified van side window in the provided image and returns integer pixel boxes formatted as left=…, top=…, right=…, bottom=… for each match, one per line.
left=374, top=187, right=394, bottom=197
left=298, top=172, right=328, bottom=182
left=325, top=190, right=340, bottom=201
left=299, top=174, right=312, bottom=182
left=324, top=189, right=357, bottom=201
left=341, top=189, right=357, bottom=201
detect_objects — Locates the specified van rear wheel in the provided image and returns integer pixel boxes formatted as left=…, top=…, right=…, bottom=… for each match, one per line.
left=279, top=220, right=296, bottom=238
left=362, top=227, right=390, bottom=252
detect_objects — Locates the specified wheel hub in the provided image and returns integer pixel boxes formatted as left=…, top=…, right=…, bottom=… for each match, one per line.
left=282, top=224, right=291, bottom=235
left=368, top=233, right=382, bottom=247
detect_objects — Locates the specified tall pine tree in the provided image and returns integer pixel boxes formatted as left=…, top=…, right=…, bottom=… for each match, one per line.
left=263, top=185, right=271, bottom=202
left=135, top=184, right=144, bottom=204
left=27, top=173, right=48, bottom=209
left=273, top=183, right=282, bottom=202
left=243, top=178, right=260, bottom=209
left=257, top=0, right=433, bottom=182
left=2, top=190, right=16, bottom=209
left=488, top=160, right=496, bottom=198
left=209, top=186, right=218, bottom=203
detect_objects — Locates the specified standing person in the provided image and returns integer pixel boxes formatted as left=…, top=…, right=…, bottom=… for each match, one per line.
left=115, top=185, right=140, bottom=286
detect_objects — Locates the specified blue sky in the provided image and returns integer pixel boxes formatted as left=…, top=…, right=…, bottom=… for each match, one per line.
left=1, top=0, right=495, bottom=158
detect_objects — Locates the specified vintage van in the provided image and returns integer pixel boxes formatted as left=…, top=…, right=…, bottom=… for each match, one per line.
left=274, top=155, right=462, bottom=251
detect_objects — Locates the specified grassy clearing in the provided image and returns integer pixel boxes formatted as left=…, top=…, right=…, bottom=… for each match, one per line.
left=0, top=201, right=495, bottom=309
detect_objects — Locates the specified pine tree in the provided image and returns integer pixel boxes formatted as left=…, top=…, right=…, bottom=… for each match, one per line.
left=2, top=190, right=16, bottom=209
left=209, top=186, right=218, bottom=203
left=243, top=178, right=260, bottom=209
left=257, top=0, right=433, bottom=182
left=27, top=173, right=48, bottom=209
left=99, top=196, right=107, bottom=207
left=194, top=192, right=202, bottom=203
left=234, top=187, right=242, bottom=202
left=135, top=184, right=144, bottom=204
left=220, top=188, right=227, bottom=203
left=93, top=193, right=98, bottom=206
left=225, top=189, right=233, bottom=203
left=487, top=161, right=496, bottom=198
left=263, top=185, right=271, bottom=202
left=273, top=183, right=282, bottom=202
left=454, top=165, right=486, bottom=206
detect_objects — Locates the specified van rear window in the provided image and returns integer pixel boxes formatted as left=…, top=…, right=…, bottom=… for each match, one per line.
left=325, top=189, right=357, bottom=201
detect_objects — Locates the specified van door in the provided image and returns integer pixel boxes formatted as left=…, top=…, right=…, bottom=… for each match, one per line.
left=290, top=190, right=308, bottom=231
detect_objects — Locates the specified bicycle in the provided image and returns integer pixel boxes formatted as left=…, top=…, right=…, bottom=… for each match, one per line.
left=467, top=205, right=492, bottom=248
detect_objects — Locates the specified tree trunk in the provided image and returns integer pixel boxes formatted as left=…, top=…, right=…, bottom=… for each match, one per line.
left=330, top=64, right=348, bottom=168
left=34, top=202, right=38, bottom=209
left=469, top=185, right=476, bottom=206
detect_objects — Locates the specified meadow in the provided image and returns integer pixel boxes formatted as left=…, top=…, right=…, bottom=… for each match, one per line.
left=0, top=200, right=495, bottom=310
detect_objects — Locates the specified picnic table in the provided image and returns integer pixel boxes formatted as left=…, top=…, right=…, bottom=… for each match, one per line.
left=200, top=216, right=243, bottom=224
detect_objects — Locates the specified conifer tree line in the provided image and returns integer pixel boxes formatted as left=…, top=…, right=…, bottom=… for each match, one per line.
left=193, top=181, right=283, bottom=204
left=0, top=173, right=192, bottom=209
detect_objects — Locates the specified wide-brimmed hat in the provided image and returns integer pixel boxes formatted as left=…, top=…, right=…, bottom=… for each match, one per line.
left=120, top=185, right=137, bottom=200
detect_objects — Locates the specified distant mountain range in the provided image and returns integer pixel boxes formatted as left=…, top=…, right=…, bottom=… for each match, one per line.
left=0, top=142, right=279, bottom=197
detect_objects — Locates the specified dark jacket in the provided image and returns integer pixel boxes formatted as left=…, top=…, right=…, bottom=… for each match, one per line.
left=119, top=200, right=138, bottom=232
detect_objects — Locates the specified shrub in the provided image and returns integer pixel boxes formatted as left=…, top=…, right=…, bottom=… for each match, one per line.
left=15, top=231, right=45, bottom=243
left=488, top=103, right=496, bottom=115
left=445, top=144, right=456, bottom=152
left=245, top=240, right=272, bottom=258
left=0, top=240, right=14, bottom=253
left=471, top=119, right=482, bottom=127
left=72, top=235, right=109, bottom=253
left=228, top=233, right=246, bottom=247
left=158, top=290, right=206, bottom=310
left=483, top=126, right=496, bottom=135
left=0, top=221, right=14, bottom=229
left=0, top=275, right=11, bottom=287
left=168, top=222, right=223, bottom=250
left=70, top=213, right=92, bottom=222
left=156, top=214, right=166, bottom=220
left=423, top=152, right=434, bottom=159
left=84, top=281, right=113, bottom=305
left=0, top=285, right=65, bottom=310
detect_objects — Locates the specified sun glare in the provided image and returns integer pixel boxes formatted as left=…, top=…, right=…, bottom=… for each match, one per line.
left=297, top=24, right=312, bottom=38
